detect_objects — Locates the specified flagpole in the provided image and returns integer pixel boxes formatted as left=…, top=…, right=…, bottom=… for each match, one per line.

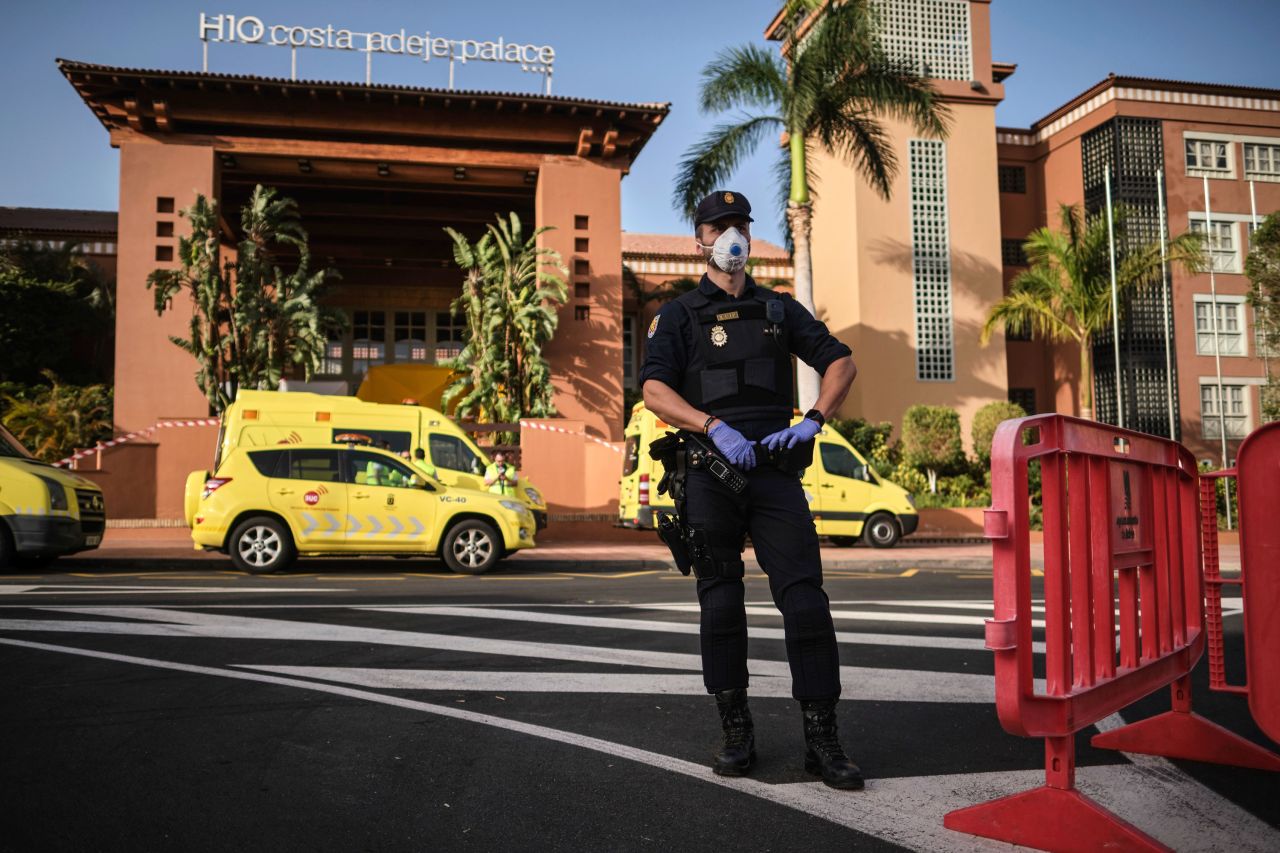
left=1156, top=167, right=1175, bottom=439
left=1105, top=171, right=1125, bottom=429
left=1203, top=175, right=1232, bottom=530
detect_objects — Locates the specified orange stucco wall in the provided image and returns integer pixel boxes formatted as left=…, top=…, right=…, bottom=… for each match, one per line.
left=114, top=142, right=217, bottom=431
left=536, top=156, right=626, bottom=441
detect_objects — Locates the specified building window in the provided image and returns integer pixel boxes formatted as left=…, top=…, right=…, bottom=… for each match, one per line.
left=393, top=311, right=429, bottom=363
left=1188, top=219, right=1240, bottom=273
left=998, top=165, right=1026, bottom=194
left=1185, top=138, right=1231, bottom=175
left=1200, top=383, right=1248, bottom=439
left=1008, top=387, right=1036, bottom=415
left=434, top=311, right=464, bottom=362
left=622, top=316, right=636, bottom=390
left=1194, top=297, right=1246, bottom=356
left=351, top=310, right=386, bottom=378
left=1001, top=238, right=1027, bottom=267
left=1243, top=142, right=1280, bottom=179
left=874, top=0, right=973, bottom=82
left=908, top=138, right=954, bottom=382
left=319, top=335, right=345, bottom=376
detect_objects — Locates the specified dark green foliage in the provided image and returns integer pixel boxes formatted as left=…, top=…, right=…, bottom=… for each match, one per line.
left=0, top=372, right=113, bottom=463
left=0, top=240, right=113, bottom=386
left=901, top=404, right=964, bottom=493
left=1245, top=212, right=1280, bottom=422
left=971, top=401, right=1028, bottom=466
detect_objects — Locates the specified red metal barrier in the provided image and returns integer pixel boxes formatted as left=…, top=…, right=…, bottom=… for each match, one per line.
left=945, top=415, right=1205, bottom=851
left=1237, top=422, right=1280, bottom=743
left=1089, top=422, right=1280, bottom=769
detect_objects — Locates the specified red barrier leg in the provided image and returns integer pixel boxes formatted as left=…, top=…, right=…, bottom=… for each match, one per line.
left=1091, top=676, right=1280, bottom=771
left=944, top=736, right=1170, bottom=851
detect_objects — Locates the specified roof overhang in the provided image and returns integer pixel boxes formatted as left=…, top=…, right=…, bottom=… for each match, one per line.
left=57, top=59, right=670, bottom=169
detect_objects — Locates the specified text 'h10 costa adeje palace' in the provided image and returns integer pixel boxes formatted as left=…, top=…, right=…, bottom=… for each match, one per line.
left=2, top=0, right=1276, bottom=521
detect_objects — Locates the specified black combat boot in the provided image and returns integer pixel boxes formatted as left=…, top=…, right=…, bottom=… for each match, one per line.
left=712, top=688, right=756, bottom=776
left=801, top=699, right=864, bottom=790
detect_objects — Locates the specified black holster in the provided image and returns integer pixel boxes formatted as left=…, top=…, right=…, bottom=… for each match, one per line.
left=758, top=437, right=815, bottom=477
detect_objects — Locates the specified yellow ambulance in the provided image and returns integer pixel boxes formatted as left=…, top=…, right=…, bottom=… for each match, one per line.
left=202, top=390, right=547, bottom=529
left=1, top=422, right=106, bottom=568
left=618, top=403, right=918, bottom=547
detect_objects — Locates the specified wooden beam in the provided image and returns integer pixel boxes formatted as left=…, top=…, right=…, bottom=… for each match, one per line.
left=576, top=128, right=593, bottom=157
left=601, top=129, right=618, bottom=158
left=123, top=98, right=143, bottom=131
left=152, top=100, right=171, bottom=132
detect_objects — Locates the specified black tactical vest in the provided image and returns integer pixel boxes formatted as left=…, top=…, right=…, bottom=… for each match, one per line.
left=675, top=287, right=794, bottom=422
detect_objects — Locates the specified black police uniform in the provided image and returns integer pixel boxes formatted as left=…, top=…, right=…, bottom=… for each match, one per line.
left=640, top=273, right=852, bottom=701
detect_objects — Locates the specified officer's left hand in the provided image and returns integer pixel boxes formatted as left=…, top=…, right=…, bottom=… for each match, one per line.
left=761, top=418, right=821, bottom=451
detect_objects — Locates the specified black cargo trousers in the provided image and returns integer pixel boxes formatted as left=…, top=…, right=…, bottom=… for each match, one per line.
left=684, top=461, right=841, bottom=701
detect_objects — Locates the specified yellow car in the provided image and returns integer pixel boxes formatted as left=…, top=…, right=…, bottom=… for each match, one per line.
left=185, top=442, right=535, bottom=574
left=618, top=403, right=918, bottom=548
left=215, top=390, right=548, bottom=530
left=1, top=423, right=106, bottom=569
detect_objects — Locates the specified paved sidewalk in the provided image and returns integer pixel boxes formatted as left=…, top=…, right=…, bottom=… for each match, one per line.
left=64, top=527, right=1240, bottom=573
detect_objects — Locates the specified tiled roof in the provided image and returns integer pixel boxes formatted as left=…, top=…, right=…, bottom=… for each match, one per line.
left=621, top=232, right=790, bottom=260
left=0, top=207, right=117, bottom=236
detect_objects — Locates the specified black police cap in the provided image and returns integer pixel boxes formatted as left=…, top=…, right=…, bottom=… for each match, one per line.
left=694, top=190, right=754, bottom=226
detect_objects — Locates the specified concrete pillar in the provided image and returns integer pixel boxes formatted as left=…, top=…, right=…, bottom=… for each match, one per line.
left=114, top=142, right=217, bottom=431
left=535, top=156, right=625, bottom=441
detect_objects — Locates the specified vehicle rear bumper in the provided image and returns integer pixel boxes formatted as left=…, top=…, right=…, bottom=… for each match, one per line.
left=899, top=513, right=920, bottom=537
left=8, top=514, right=102, bottom=556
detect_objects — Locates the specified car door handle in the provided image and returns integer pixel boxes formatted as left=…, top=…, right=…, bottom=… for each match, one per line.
left=353, top=492, right=370, bottom=499
left=820, top=484, right=834, bottom=488
left=276, top=488, right=294, bottom=495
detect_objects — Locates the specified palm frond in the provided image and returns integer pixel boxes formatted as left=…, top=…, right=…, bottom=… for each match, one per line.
left=672, top=115, right=784, bottom=219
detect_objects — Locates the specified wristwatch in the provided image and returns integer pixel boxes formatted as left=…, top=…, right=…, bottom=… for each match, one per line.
left=803, top=409, right=825, bottom=428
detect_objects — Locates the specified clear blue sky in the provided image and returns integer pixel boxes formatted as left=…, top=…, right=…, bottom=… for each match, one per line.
left=1, top=1, right=1275, bottom=246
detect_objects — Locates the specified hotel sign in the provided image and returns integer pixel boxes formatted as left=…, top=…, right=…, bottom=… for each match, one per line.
left=198, top=13, right=556, bottom=91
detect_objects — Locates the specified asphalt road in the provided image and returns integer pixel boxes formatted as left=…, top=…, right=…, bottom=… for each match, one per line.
left=2, top=558, right=1277, bottom=852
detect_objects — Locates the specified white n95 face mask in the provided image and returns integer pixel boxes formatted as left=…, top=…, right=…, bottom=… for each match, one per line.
left=700, top=226, right=750, bottom=273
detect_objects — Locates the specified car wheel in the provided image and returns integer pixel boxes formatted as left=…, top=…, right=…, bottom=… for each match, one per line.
left=829, top=536, right=858, bottom=548
left=0, top=524, right=16, bottom=572
left=229, top=517, right=296, bottom=574
left=863, top=513, right=901, bottom=549
left=442, top=519, right=501, bottom=575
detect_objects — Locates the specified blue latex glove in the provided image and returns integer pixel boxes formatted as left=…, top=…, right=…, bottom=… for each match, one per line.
left=761, top=417, right=821, bottom=451
left=708, top=420, right=757, bottom=471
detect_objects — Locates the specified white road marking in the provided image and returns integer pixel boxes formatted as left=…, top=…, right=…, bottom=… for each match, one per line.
left=10, top=607, right=997, bottom=702
left=2, top=636, right=1273, bottom=853
left=0, top=585, right=350, bottom=595
left=359, top=605, right=1011, bottom=652
left=648, top=603, right=1041, bottom=628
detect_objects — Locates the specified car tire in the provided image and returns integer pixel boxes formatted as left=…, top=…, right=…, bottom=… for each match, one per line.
left=829, top=536, right=858, bottom=548
left=0, top=523, right=15, bottom=572
left=442, top=519, right=501, bottom=575
left=229, top=517, right=296, bottom=574
left=863, top=513, right=901, bottom=549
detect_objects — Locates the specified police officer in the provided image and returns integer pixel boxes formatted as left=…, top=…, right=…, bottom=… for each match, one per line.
left=640, top=190, right=862, bottom=789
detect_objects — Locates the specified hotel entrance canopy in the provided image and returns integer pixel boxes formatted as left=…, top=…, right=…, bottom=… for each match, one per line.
left=58, top=59, right=669, bottom=439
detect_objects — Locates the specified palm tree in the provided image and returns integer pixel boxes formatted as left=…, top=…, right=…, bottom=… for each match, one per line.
left=442, top=213, right=567, bottom=424
left=980, top=203, right=1205, bottom=420
left=673, top=0, right=950, bottom=407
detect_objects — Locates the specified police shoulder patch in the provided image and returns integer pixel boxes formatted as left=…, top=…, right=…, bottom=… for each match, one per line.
left=647, top=314, right=661, bottom=338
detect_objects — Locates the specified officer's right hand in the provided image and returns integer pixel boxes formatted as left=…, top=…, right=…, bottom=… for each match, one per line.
left=708, top=421, right=756, bottom=471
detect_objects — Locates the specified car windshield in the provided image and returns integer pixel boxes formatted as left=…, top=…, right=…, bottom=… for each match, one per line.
left=0, top=426, right=35, bottom=460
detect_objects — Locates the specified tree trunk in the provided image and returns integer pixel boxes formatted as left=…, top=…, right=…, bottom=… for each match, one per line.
left=1079, top=334, right=1095, bottom=421
left=787, top=202, right=821, bottom=411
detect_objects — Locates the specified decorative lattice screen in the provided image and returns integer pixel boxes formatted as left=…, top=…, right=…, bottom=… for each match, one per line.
left=909, top=138, right=955, bottom=382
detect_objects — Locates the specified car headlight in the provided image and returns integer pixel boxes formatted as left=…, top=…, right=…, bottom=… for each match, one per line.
left=499, top=500, right=528, bottom=514
left=523, top=487, right=542, bottom=506
left=905, top=493, right=916, bottom=508
left=36, top=475, right=69, bottom=511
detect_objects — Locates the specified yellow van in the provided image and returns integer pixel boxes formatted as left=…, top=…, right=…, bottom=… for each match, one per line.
left=203, top=390, right=547, bottom=529
left=618, top=403, right=919, bottom=548
left=0, top=423, right=106, bottom=568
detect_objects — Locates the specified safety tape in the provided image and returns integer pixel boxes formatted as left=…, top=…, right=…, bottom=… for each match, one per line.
left=518, top=420, right=623, bottom=454
left=54, top=417, right=617, bottom=467
left=55, top=418, right=221, bottom=468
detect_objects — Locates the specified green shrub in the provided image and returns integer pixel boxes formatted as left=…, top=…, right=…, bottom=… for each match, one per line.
left=829, top=416, right=897, bottom=477
left=971, top=401, right=1027, bottom=466
left=0, top=372, right=113, bottom=463
left=901, top=404, right=964, bottom=493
